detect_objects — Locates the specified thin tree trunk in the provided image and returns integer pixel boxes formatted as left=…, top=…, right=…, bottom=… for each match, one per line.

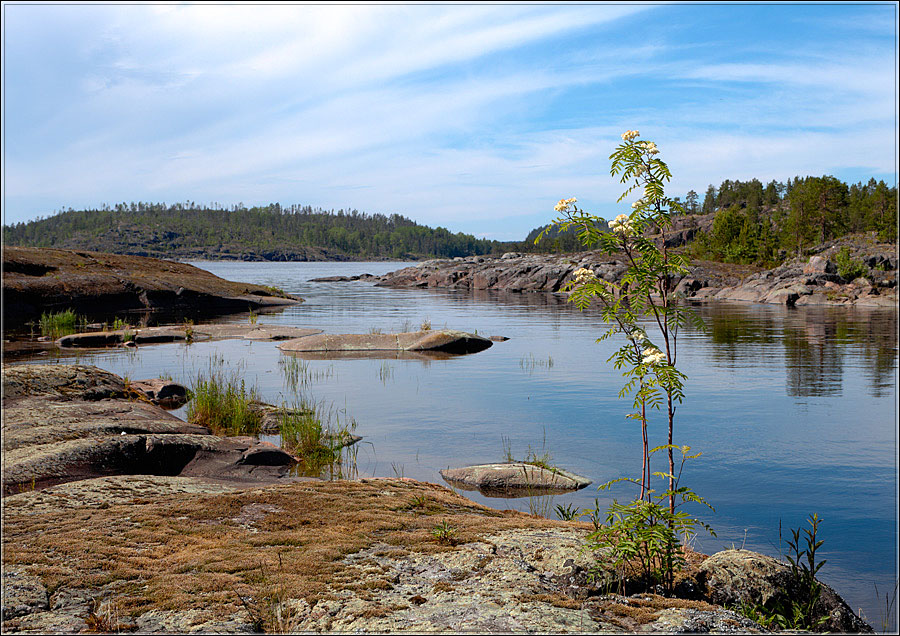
left=667, top=394, right=675, bottom=515
left=641, top=399, right=649, bottom=501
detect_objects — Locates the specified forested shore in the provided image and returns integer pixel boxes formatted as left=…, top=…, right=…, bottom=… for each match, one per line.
left=3, top=204, right=502, bottom=261
left=4, top=174, right=895, bottom=262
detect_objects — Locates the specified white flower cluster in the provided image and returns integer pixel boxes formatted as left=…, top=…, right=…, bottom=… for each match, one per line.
left=608, top=213, right=633, bottom=235
left=572, top=267, right=596, bottom=284
left=638, top=141, right=659, bottom=155
left=629, top=330, right=646, bottom=343
left=631, top=200, right=643, bottom=209
left=642, top=347, right=665, bottom=365
left=554, top=197, right=577, bottom=213
left=621, top=129, right=640, bottom=141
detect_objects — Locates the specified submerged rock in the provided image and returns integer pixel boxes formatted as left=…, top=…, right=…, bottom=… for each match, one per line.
left=440, top=463, right=591, bottom=496
left=277, top=329, right=492, bottom=355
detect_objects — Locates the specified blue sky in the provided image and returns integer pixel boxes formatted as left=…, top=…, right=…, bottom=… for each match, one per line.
left=2, top=3, right=897, bottom=240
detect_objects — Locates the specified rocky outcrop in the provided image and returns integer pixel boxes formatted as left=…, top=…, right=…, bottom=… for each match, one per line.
left=2, top=473, right=781, bottom=634
left=372, top=235, right=897, bottom=309
left=3, top=246, right=303, bottom=325
left=702, top=242, right=897, bottom=308
left=127, top=379, right=189, bottom=408
left=55, top=324, right=322, bottom=348
left=376, top=253, right=588, bottom=293
left=4, top=471, right=870, bottom=634
left=277, top=330, right=493, bottom=355
left=440, top=463, right=591, bottom=496
left=308, top=273, right=377, bottom=282
left=2, top=364, right=298, bottom=495
left=697, top=549, right=873, bottom=633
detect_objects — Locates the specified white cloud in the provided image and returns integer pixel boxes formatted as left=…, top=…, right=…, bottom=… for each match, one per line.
left=682, top=60, right=893, bottom=97
left=2, top=3, right=895, bottom=241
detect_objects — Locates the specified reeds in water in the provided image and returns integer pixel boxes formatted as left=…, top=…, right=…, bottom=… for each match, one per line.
left=187, top=359, right=262, bottom=436
left=280, top=399, right=358, bottom=479
left=39, top=309, right=84, bottom=339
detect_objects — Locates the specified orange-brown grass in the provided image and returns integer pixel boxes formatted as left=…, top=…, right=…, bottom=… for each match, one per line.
left=592, top=594, right=722, bottom=628
left=519, top=592, right=583, bottom=610
left=2, top=478, right=568, bottom=628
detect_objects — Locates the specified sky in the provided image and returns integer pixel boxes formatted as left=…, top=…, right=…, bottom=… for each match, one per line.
left=2, top=2, right=897, bottom=241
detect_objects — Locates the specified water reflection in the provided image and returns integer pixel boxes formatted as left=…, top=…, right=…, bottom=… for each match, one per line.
left=696, top=303, right=897, bottom=398
left=282, top=350, right=465, bottom=362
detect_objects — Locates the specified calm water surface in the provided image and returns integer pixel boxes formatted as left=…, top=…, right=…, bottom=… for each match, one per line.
left=23, top=261, right=898, bottom=629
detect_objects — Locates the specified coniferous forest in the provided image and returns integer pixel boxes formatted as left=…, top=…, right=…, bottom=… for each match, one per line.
left=521, top=175, right=897, bottom=264
left=3, top=174, right=896, bottom=263
left=3, top=203, right=502, bottom=261
left=683, top=175, right=897, bottom=265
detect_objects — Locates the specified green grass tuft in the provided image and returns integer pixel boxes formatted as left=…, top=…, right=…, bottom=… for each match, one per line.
left=39, top=309, right=83, bottom=339
left=187, top=362, right=262, bottom=436
left=280, top=399, right=357, bottom=478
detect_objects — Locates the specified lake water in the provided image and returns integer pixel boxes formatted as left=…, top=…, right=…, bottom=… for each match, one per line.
left=21, top=260, right=898, bottom=630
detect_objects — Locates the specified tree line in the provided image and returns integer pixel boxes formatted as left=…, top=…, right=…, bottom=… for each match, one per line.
left=519, top=175, right=895, bottom=261
left=687, top=176, right=896, bottom=265
left=4, top=174, right=895, bottom=263
left=3, top=202, right=505, bottom=260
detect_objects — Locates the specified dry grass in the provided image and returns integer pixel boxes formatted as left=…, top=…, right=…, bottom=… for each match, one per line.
left=3, top=478, right=566, bottom=626
left=594, top=594, right=722, bottom=626
left=520, top=592, right=583, bottom=610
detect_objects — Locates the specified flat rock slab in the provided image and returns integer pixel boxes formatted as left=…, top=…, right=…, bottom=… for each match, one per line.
left=2, top=363, right=131, bottom=401
left=278, top=329, right=492, bottom=355
left=308, top=274, right=376, bottom=282
left=281, top=349, right=466, bottom=361
left=2, top=364, right=299, bottom=495
left=440, top=463, right=591, bottom=497
left=2, top=475, right=241, bottom=515
left=56, top=324, right=322, bottom=348
left=3, top=246, right=303, bottom=324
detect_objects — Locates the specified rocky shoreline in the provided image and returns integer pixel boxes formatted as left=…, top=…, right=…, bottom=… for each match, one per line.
left=1, top=363, right=875, bottom=633
left=1, top=364, right=304, bottom=496
left=371, top=235, right=897, bottom=309
left=3, top=247, right=302, bottom=325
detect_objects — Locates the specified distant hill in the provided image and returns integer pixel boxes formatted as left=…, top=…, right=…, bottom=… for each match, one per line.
left=521, top=220, right=607, bottom=252
left=5, top=173, right=894, bottom=264
left=3, top=203, right=510, bottom=261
